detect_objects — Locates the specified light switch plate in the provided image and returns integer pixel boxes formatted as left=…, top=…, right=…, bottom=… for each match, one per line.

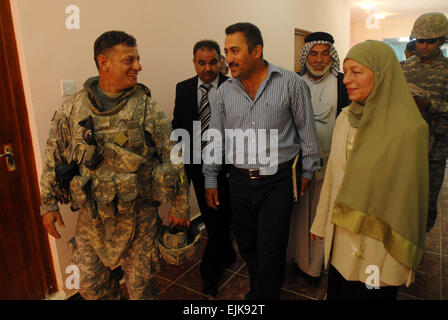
left=61, top=80, right=76, bottom=96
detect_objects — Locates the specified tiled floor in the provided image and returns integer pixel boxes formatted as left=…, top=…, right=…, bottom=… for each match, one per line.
left=397, top=161, right=448, bottom=300
left=146, top=162, right=448, bottom=301
left=70, top=162, right=446, bottom=301
left=144, top=227, right=327, bottom=301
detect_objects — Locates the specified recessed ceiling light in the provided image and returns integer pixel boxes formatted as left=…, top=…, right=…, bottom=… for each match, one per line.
left=374, top=12, right=387, bottom=19
left=361, top=1, right=376, bottom=11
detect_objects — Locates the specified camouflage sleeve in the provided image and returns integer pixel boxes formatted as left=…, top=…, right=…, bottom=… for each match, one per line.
left=428, top=81, right=448, bottom=114
left=40, top=100, right=73, bottom=216
left=145, top=98, right=190, bottom=219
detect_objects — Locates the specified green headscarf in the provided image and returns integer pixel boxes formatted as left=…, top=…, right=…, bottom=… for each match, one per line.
left=332, top=40, right=429, bottom=270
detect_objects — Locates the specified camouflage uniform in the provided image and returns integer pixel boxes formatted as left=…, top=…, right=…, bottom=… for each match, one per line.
left=40, top=77, right=189, bottom=299
left=402, top=12, right=448, bottom=231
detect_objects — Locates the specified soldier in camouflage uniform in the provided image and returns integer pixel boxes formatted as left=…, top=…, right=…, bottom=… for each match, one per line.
left=40, top=31, right=190, bottom=299
left=402, top=12, right=448, bottom=232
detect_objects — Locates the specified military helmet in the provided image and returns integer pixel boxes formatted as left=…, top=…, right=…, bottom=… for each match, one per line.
left=151, top=162, right=185, bottom=203
left=410, top=12, right=448, bottom=40
left=158, top=225, right=201, bottom=266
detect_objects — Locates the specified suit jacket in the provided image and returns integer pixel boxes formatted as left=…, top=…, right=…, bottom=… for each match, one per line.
left=172, top=74, right=228, bottom=165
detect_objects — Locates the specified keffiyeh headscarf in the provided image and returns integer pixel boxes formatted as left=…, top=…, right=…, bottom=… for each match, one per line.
left=299, top=32, right=340, bottom=77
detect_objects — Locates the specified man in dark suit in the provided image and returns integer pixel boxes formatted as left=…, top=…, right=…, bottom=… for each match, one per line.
left=172, top=40, right=235, bottom=296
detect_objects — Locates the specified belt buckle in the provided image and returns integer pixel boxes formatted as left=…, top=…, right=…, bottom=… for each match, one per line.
left=248, top=169, right=261, bottom=180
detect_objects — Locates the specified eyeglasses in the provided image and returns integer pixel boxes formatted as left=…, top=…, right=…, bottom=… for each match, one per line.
left=416, top=39, right=439, bottom=44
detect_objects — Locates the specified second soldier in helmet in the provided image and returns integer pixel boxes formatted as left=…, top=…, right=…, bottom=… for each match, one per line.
left=402, top=12, right=448, bottom=232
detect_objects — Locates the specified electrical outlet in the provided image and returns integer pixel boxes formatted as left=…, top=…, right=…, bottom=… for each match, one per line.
left=61, top=80, right=76, bottom=96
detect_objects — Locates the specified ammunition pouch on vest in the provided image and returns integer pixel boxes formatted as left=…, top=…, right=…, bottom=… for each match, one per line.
left=69, top=175, right=91, bottom=211
left=102, top=142, right=145, bottom=172
left=89, top=173, right=140, bottom=220
left=83, top=145, right=104, bottom=170
left=137, top=161, right=160, bottom=203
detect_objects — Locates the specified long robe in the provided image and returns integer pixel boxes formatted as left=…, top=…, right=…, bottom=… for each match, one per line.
left=310, top=109, right=413, bottom=287
left=286, top=72, right=337, bottom=277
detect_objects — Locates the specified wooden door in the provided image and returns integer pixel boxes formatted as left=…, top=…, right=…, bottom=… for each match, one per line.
left=294, top=28, right=312, bottom=73
left=0, top=0, right=57, bottom=299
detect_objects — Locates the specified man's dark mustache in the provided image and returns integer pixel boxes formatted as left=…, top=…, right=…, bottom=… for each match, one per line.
left=229, top=63, right=239, bottom=68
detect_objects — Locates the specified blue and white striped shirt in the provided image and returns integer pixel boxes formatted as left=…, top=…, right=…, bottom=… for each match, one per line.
left=203, top=61, right=320, bottom=189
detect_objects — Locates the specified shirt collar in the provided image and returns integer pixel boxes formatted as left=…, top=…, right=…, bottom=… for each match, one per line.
left=266, top=61, right=282, bottom=78
left=304, top=70, right=333, bottom=84
left=197, top=75, right=219, bottom=89
left=228, top=60, right=281, bottom=84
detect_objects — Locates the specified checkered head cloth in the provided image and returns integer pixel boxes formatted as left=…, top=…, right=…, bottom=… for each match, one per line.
left=299, top=40, right=340, bottom=77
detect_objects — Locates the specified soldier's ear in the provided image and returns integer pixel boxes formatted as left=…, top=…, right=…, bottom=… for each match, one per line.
left=97, top=54, right=110, bottom=72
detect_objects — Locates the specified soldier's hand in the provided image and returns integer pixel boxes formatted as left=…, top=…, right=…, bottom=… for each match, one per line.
left=413, top=95, right=431, bottom=111
left=205, top=188, right=219, bottom=210
left=168, top=214, right=191, bottom=229
left=42, top=211, right=65, bottom=239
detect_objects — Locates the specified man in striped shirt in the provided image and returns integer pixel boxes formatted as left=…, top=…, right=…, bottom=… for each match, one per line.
left=203, top=22, right=320, bottom=300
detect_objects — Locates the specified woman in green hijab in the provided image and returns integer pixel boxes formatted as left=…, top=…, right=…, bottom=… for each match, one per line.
left=310, top=40, right=429, bottom=300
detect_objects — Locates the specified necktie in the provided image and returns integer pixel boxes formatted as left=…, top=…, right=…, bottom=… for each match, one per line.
left=199, top=83, right=212, bottom=151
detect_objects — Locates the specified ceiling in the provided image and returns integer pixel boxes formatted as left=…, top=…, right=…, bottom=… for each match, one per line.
left=350, top=0, right=448, bottom=23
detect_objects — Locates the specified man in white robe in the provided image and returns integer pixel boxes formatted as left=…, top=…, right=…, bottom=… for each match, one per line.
left=287, top=32, right=350, bottom=285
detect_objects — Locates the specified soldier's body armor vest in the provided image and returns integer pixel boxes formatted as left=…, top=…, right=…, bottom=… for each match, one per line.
left=63, top=85, right=160, bottom=267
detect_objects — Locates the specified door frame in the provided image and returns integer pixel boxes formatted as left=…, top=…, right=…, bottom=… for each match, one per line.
left=294, top=28, right=312, bottom=73
left=0, top=0, right=57, bottom=299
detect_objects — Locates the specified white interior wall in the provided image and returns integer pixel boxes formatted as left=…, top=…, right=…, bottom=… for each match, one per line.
left=351, top=11, right=448, bottom=45
left=11, top=0, right=351, bottom=296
